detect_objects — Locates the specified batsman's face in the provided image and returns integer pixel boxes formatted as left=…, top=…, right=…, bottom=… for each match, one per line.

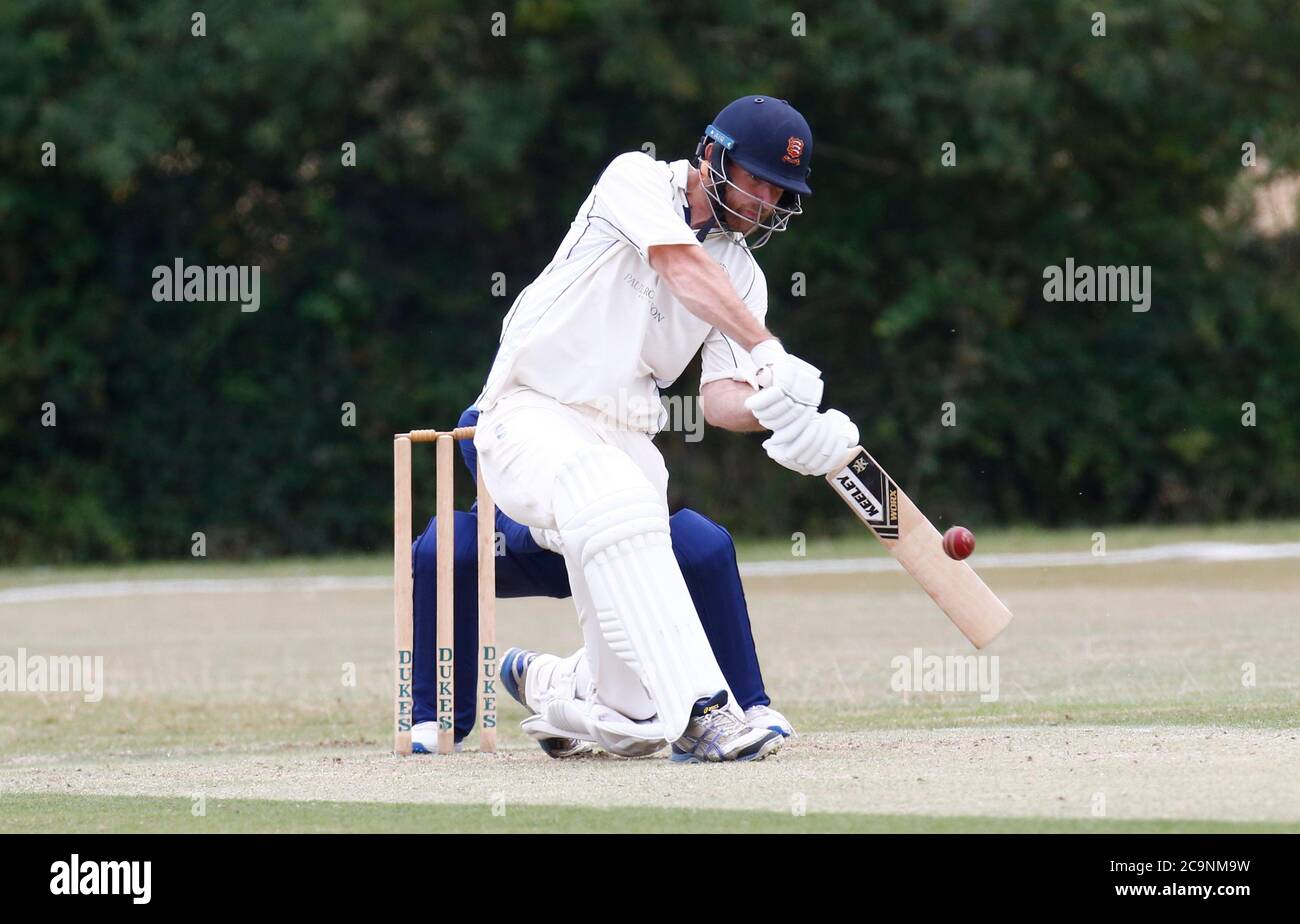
left=722, top=165, right=783, bottom=231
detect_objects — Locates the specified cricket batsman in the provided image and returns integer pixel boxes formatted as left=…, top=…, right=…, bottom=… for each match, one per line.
left=472, top=95, right=858, bottom=762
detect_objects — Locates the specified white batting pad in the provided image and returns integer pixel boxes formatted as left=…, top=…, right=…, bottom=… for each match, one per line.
left=522, top=704, right=666, bottom=759
left=554, top=445, right=732, bottom=741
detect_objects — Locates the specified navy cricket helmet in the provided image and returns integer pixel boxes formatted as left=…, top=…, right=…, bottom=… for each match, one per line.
left=694, top=95, right=813, bottom=247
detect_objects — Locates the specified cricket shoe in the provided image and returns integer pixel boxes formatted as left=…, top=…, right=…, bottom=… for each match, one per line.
left=410, top=722, right=462, bottom=754
left=500, top=646, right=594, bottom=759
left=670, top=691, right=783, bottom=763
left=743, top=703, right=796, bottom=738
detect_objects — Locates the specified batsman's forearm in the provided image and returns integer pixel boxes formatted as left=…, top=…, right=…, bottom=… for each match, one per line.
left=699, top=379, right=764, bottom=432
left=649, top=244, right=771, bottom=351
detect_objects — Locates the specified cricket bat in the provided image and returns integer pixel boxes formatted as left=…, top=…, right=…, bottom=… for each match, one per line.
left=826, top=446, right=1013, bottom=648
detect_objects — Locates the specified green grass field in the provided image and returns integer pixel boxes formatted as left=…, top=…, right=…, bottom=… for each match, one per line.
left=2, top=521, right=1298, bottom=833
left=5, top=794, right=1295, bottom=834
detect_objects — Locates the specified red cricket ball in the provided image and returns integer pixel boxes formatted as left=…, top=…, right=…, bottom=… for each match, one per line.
left=942, top=526, right=976, bottom=560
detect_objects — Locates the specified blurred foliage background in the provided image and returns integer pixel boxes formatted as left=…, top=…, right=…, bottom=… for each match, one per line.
left=2, top=0, right=1299, bottom=562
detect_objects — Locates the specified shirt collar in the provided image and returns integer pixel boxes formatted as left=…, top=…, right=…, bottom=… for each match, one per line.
left=669, top=159, right=691, bottom=192
left=670, top=159, right=741, bottom=243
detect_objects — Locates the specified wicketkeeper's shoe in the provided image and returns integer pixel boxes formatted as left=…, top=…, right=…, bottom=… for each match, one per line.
left=500, top=646, right=594, bottom=759
left=670, top=691, right=784, bottom=763
left=743, top=703, right=796, bottom=738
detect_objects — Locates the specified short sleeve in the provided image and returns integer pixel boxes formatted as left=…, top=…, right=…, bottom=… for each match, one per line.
left=589, top=153, right=700, bottom=259
left=700, top=257, right=768, bottom=387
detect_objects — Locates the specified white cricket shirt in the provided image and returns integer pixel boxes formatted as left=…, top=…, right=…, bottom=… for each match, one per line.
left=476, top=153, right=768, bottom=433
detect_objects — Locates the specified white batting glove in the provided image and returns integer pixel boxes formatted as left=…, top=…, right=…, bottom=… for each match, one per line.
left=761, top=407, right=859, bottom=476
left=746, top=339, right=824, bottom=419
left=744, top=379, right=816, bottom=435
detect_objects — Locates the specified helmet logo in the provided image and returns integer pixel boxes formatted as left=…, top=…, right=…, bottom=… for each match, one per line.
left=782, top=136, right=805, bottom=165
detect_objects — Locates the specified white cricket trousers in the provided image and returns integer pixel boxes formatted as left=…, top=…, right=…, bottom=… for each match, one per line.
left=474, top=388, right=733, bottom=736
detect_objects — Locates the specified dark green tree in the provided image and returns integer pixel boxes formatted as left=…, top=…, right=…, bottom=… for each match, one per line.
left=2, top=0, right=1297, bottom=561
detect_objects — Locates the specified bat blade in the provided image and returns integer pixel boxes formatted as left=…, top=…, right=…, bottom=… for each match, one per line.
left=826, top=446, right=1012, bottom=648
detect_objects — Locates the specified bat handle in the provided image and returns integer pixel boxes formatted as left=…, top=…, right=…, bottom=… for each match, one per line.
left=754, top=366, right=773, bottom=389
